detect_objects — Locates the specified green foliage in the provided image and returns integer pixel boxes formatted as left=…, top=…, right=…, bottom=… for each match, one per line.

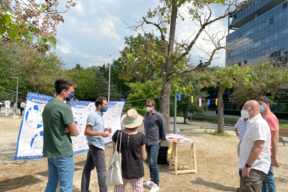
left=124, top=106, right=146, bottom=116
left=121, top=33, right=191, bottom=95
left=202, top=65, right=254, bottom=90
left=125, top=79, right=162, bottom=109
left=0, top=6, right=57, bottom=49
left=69, top=67, right=101, bottom=101
left=89, top=59, right=136, bottom=98
left=230, top=62, right=288, bottom=104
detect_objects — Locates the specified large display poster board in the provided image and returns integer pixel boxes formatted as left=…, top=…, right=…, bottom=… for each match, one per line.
left=14, top=92, right=125, bottom=160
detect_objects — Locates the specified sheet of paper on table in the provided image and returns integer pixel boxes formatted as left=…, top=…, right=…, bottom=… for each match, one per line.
left=166, top=134, right=198, bottom=142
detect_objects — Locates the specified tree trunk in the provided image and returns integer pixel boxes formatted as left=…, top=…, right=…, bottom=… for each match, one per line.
left=183, top=112, right=187, bottom=124
left=217, top=87, right=225, bottom=133
left=159, top=77, right=171, bottom=133
left=159, top=0, right=177, bottom=133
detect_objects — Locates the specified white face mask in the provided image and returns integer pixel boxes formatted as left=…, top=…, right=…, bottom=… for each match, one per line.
left=146, top=107, right=152, bottom=112
left=241, top=107, right=251, bottom=119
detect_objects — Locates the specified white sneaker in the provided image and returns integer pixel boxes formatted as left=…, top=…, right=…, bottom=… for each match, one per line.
left=149, top=183, right=160, bottom=192
left=143, top=178, right=153, bottom=186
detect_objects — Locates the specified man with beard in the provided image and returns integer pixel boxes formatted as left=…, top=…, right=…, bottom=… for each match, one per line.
left=81, top=96, right=112, bottom=192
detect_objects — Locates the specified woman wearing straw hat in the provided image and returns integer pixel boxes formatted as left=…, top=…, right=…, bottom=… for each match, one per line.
left=113, top=109, right=147, bottom=192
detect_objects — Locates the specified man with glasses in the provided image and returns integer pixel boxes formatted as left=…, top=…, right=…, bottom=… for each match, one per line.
left=143, top=98, right=167, bottom=192
left=257, top=96, right=279, bottom=192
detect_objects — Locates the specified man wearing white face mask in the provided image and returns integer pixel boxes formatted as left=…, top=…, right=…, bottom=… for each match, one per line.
left=143, top=98, right=167, bottom=192
left=238, top=100, right=271, bottom=192
left=257, top=96, right=279, bottom=192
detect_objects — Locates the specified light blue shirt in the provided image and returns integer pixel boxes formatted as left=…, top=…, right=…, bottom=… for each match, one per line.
left=86, top=110, right=105, bottom=151
left=234, top=117, right=248, bottom=140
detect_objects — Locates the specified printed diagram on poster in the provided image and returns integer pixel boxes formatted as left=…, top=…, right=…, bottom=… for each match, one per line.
left=14, top=92, right=125, bottom=160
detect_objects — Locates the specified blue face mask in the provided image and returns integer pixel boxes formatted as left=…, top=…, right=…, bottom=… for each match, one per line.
left=102, top=106, right=108, bottom=112
left=66, top=93, right=74, bottom=101
left=260, top=105, right=265, bottom=113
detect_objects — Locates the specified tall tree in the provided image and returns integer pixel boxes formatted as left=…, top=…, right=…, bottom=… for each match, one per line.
left=69, top=65, right=101, bottom=101
left=201, top=65, right=253, bottom=133
left=230, top=62, right=288, bottom=104
left=88, top=67, right=123, bottom=101
left=120, top=0, right=242, bottom=132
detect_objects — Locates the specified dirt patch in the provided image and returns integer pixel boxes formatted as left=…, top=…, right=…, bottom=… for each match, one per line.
left=0, top=116, right=288, bottom=192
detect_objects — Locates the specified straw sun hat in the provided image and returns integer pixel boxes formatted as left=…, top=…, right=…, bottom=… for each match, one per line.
left=121, top=109, right=143, bottom=129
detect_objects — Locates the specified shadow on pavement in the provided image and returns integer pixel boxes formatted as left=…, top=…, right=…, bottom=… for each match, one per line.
left=191, top=177, right=236, bottom=191
left=0, top=175, right=42, bottom=192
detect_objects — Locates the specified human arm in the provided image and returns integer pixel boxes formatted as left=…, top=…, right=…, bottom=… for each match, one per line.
left=242, top=140, right=264, bottom=177
left=141, top=145, right=147, bottom=161
left=84, top=125, right=110, bottom=137
left=158, top=113, right=167, bottom=143
left=234, top=119, right=240, bottom=137
left=235, top=128, right=239, bottom=137
left=271, top=131, right=280, bottom=167
left=67, top=122, right=78, bottom=136
left=113, top=141, right=116, bottom=153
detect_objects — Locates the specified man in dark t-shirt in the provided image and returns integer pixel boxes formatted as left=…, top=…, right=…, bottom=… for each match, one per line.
left=42, top=79, right=78, bottom=192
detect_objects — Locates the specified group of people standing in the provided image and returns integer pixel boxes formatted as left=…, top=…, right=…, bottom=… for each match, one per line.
left=234, top=97, right=280, bottom=192
left=0, top=99, right=25, bottom=116
left=41, top=78, right=281, bottom=192
left=42, top=79, right=167, bottom=192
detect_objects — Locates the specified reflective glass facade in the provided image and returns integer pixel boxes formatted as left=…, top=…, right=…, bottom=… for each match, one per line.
left=226, top=1, right=288, bottom=66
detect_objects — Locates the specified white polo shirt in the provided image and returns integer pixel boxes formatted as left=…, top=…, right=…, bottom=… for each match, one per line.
left=238, top=114, right=271, bottom=174
left=4, top=100, right=10, bottom=108
left=234, top=117, right=248, bottom=140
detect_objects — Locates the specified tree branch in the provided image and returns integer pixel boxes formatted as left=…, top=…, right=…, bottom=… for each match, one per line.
left=167, top=2, right=239, bottom=74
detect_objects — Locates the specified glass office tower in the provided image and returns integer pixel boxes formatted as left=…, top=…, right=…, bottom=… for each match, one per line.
left=226, top=0, right=288, bottom=66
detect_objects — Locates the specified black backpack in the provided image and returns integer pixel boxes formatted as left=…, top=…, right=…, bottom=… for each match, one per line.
left=157, top=146, right=168, bottom=164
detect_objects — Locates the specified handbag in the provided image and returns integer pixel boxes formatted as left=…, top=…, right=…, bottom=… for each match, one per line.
left=106, top=131, right=123, bottom=186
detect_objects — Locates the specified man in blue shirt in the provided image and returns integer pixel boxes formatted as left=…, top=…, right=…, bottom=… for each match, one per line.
left=143, top=98, right=167, bottom=192
left=81, top=96, right=112, bottom=192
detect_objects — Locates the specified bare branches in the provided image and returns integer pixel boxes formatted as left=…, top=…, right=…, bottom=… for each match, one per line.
left=167, top=60, right=210, bottom=79
left=142, top=17, right=166, bottom=42
left=166, top=1, right=239, bottom=74
left=197, top=29, right=226, bottom=61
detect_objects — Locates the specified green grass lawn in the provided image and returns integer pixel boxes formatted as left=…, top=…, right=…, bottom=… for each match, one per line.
left=192, top=114, right=288, bottom=129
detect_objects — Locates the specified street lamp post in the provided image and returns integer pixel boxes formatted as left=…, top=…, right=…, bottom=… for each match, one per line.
left=108, top=55, right=111, bottom=102
left=11, top=77, right=19, bottom=110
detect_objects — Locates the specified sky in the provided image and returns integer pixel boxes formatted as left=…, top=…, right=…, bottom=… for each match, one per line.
left=53, top=0, right=231, bottom=69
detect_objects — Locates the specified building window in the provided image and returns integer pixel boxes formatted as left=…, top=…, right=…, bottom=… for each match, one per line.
left=239, top=34, right=242, bottom=39
left=283, top=2, right=287, bottom=9
left=228, top=53, right=231, bottom=58
left=238, top=62, right=241, bottom=66
left=269, top=17, right=274, bottom=25
left=244, top=60, right=247, bottom=65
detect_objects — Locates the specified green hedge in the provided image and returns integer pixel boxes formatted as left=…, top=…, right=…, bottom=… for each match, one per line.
left=124, top=106, right=147, bottom=116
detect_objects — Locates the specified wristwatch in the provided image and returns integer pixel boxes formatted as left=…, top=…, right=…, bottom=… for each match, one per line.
left=245, top=163, right=251, bottom=168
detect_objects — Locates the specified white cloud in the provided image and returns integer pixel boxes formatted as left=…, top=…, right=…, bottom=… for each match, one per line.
left=53, top=0, right=228, bottom=69
left=57, top=44, right=72, bottom=54
left=74, top=1, right=84, bottom=13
